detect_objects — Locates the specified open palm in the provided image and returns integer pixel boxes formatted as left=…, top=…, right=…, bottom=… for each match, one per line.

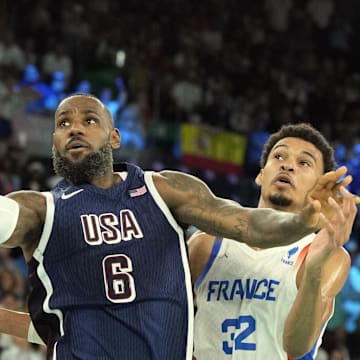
left=308, top=166, right=353, bottom=220
left=306, top=186, right=358, bottom=269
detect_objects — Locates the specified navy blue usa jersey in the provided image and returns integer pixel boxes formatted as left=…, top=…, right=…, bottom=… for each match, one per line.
left=27, top=163, right=194, bottom=360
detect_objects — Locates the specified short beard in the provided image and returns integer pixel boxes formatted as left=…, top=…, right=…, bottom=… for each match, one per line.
left=52, top=144, right=113, bottom=185
left=268, top=194, right=292, bottom=208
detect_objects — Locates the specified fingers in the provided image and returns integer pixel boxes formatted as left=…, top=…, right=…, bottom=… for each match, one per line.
left=318, top=212, right=334, bottom=236
left=324, top=186, right=358, bottom=243
left=339, top=186, right=359, bottom=215
left=317, top=195, right=343, bottom=231
left=337, top=186, right=360, bottom=206
left=328, top=176, right=353, bottom=205
left=316, top=166, right=355, bottom=203
left=301, top=198, right=322, bottom=230
left=318, top=194, right=344, bottom=245
left=317, top=166, right=347, bottom=187
left=334, top=166, right=348, bottom=179
left=327, top=196, right=345, bottom=224
left=315, top=167, right=350, bottom=196
left=338, top=175, right=353, bottom=188
left=331, top=175, right=353, bottom=195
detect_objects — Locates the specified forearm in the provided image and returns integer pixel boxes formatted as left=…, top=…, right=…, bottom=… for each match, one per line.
left=283, top=269, right=324, bottom=358
left=0, top=308, right=31, bottom=339
left=157, top=171, right=317, bottom=247
left=178, top=203, right=315, bottom=248
left=247, top=208, right=315, bottom=248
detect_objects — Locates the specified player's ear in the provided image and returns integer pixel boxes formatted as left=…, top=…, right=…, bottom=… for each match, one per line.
left=255, top=169, right=263, bottom=186
left=111, top=128, right=121, bottom=149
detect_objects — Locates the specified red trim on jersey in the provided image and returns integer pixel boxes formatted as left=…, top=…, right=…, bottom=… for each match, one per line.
left=294, top=243, right=311, bottom=270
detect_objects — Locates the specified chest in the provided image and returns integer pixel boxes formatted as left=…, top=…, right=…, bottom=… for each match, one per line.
left=47, top=189, right=171, bottom=260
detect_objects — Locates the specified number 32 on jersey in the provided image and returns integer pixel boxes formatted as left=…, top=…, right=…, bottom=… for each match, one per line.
left=222, top=315, right=256, bottom=354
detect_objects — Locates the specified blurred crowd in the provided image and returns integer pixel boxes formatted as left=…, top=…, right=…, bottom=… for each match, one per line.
left=1, top=0, right=360, bottom=358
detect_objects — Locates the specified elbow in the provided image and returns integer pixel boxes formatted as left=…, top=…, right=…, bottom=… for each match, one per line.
left=283, top=341, right=313, bottom=359
left=286, top=349, right=309, bottom=359
left=283, top=333, right=314, bottom=359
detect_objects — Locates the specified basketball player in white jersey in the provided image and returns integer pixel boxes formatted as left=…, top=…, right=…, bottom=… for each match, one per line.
left=189, top=123, right=358, bottom=360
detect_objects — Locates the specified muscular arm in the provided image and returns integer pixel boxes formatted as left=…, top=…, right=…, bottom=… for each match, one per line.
left=283, top=248, right=350, bottom=357
left=2, top=191, right=46, bottom=260
left=0, top=308, right=32, bottom=340
left=155, top=171, right=320, bottom=248
left=0, top=308, right=44, bottom=345
left=283, top=187, right=357, bottom=357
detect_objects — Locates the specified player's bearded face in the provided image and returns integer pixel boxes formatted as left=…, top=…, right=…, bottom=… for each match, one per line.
left=52, top=143, right=113, bottom=184
left=268, top=194, right=292, bottom=207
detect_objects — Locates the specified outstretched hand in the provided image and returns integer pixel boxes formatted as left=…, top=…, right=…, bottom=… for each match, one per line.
left=308, top=166, right=356, bottom=220
left=306, top=186, right=358, bottom=269
left=298, top=197, right=322, bottom=231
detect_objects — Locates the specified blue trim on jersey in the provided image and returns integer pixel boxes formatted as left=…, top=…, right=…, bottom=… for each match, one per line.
left=294, top=322, right=327, bottom=359
left=195, top=237, right=222, bottom=289
left=296, top=345, right=315, bottom=360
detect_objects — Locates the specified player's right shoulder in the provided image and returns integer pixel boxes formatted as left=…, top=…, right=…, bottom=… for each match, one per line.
left=6, top=191, right=47, bottom=227
left=7, top=190, right=47, bottom=208
left=6, top=191, right=47, bottom=243
left=10, top=191, right=48, bottom=228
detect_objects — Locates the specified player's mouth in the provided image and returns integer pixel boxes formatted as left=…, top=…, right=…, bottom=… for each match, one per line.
left=66, top=139, right=90, bottom=152
left=273, top=173, right=294, bottom=188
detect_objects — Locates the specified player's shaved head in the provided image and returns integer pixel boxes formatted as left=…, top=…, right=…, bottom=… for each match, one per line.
left=55, top=93, right=114, bottom=130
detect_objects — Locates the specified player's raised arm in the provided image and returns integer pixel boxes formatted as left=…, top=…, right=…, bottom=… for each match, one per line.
left=154, top=170, right=321, bottom=248
left=283, top=187, right=357, bottom=357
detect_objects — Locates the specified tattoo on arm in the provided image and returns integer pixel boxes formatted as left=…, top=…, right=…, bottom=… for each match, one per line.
left=163, top=171, right=248, bottom=239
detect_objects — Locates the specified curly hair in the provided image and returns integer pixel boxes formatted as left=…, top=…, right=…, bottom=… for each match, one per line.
left=260, top=123, right=336, bottom=173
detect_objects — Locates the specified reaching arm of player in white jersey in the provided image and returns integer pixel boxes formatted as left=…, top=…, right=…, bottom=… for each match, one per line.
left=283, top=187, right=357, bottom=358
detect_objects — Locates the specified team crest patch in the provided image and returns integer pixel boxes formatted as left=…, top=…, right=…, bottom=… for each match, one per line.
left=129, top=185, right=147, bottom=197
left=281, top=246, right=299, bottom=266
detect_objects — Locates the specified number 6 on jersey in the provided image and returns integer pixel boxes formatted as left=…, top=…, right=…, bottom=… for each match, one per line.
left=102, top=254, right=136, bottom=303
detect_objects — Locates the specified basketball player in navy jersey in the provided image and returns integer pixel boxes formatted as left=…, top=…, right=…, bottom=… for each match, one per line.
left=188, top=123, right=358, bottom=360
left=0, top=95, right=353, bottom=360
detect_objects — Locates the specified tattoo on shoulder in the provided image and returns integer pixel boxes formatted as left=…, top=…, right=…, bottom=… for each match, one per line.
left=164, top=172, right=209, bottom=200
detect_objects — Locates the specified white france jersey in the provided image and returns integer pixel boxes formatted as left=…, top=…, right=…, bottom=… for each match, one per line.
left=193, top=233, right=329, bottom=360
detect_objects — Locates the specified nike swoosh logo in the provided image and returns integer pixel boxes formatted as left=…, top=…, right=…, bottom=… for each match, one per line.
left=61, top=189, right=84, bottom=200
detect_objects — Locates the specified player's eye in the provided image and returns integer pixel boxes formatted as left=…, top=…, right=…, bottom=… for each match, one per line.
left=58, top=120, right=70, bottom=127
left=86, top=118, right=97, bottom=124
left=300, top=160, right=311, bottom=167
